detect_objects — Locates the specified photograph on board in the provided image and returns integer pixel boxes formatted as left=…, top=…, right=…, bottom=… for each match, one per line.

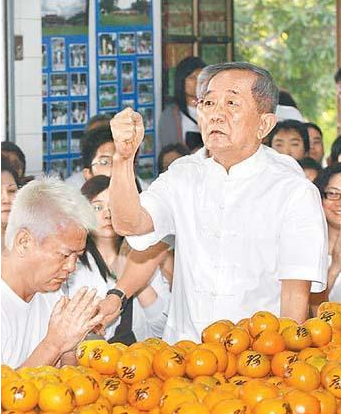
left=71, top=101, right=88, bottom=124
left=50, top=101, right=68, bottom=125
left=42, top=0, right=89, bottom=36
left=43, top=132, right=48, bottom=155
left=42, top=44, right=48, bottom=68
left=69, top=44, right=88, bottom=68
left=51, top=131, right=68, bottom=154
left=70, top=130, right=83, bottom=153
left=51, top=38, right=66, bottom=71
left=42, top=74, right=48, bottom=97
left=50, top=73, right=68, bottom=96
left=138, top=81, right=153, bottom=104
left=49, top=159, right=68, bottom=180
left=70, top=73, right=88, bottom=96
left=99, top=33, right=117, bottom=56
left=119, top=33, right=135, bottom=55
left=99, top=0, right=152, bottom=26
left=137, top=57, right=153, bottom=79
left=99, top=59, right=117, bottom=82
left=42, top=104, right=48, bottom=126
left=139, top=106, right=153, bottom=130
left=121, top=62, right=134, bottom=94
left=137, top=31, right=152, bottom=54
left=99, top=85, right=118, bottom=108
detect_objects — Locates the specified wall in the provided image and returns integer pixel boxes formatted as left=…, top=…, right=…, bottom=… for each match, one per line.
left=14, top=0, right=42, bottom=176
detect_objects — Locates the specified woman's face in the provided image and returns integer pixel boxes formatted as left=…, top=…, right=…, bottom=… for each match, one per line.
left=1, top=171, right=18, bottom=228
left=90, top=188, right=115, bottom=239
left=323, top=172, right=341, bottom=229
left=185, top=68, right=203, bottom=102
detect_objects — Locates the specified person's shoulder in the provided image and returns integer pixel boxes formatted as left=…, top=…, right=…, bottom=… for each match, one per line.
left=169, top=147, right=208, bottom=170
left=262, top=145, right=306, bottom=181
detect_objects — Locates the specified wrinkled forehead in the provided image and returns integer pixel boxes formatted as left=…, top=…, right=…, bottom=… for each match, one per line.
left=204, top=69, right=257, bottom=97
left=41, top=223, right=87, bottom=249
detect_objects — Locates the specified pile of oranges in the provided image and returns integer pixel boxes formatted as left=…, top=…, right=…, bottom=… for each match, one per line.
left=1, top=302, right=341, bottom=414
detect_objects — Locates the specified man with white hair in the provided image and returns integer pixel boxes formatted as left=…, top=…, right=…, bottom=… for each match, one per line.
left=1, top=177, right=103, bottom=368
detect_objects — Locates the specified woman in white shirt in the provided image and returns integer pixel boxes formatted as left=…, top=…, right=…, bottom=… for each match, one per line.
left=311, top=163, right=341, bottom=311
left=64, top=175, right=171, bottom=343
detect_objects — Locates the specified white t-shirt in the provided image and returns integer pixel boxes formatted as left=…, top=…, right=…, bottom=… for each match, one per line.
left=1, top=279, right=61, bottom=368
left=127, top=145, right=328, bottom=343
left=63, top=253, right=171, bottom=341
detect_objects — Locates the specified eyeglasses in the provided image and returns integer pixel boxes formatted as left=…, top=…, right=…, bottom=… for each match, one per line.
left=324, top=191, right=341, bottom=200
left=91, top=157, right=113, bottom=168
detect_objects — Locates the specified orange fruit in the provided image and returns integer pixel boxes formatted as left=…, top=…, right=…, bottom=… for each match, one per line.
left=127, top=379, right=162, bottom=411
left=278, top=317, right=298, bottom=334
left=174, top=401, right=209, bottom=413
left=162, top=376, right=191, bottom=393
left=332, top=329, right=341, bottom=345
left=311, top=389, right=337, bottom=414
left=38, top=382, right=75, bottom=413
left=1, top=380, right=39, bottom=412
left=270, top=350, right=298, bottom=377
left=322, top=343, right=341, bottom=361
left=213, top=372, right=231, bottom=385
left=249, top=311, right=279, bottom=337
left=319, top=310, right=341, bottom=331
left=239, top=379, right=279, bottom=409
left=95, top=395, right=113, bottom=413
left=284, top=361, right=320, bottom=392
left=213, top=383, right=236, bottom=395
left=304, top=317, right=333, bottom=347
left=128, top=346, right=155, bottom=365
left=30, top=374, right=61, bottom=391
left=298, top=347, right=326, bottom=361
left=59, top=365, right=81, bottom=383
left=116, top=351, right=152, bottom=384
left=201, top=320, right=233, bottom=343
left=74, top=403, right=109, bottom=413
left=237, top=350, right=270, bottom=378
left=281, top=325, right=313, bottom=351
left=252, top=329, right=286, bottom=355
left=144, top=337, right=168, bottom=350
left=203, top=389, right=236, bottom=410
left=100, top=377, right=128, bottom=406
left=211, top=398, right=250, bottom=414
left=185, top=348, right=218, bottom=379
left=229, top=375, right=251, bottom=387
left=304, top=355, right=328, bottom=373
left=1, top=366, right=20, bottom=387
left=174, top=340, right=197, bottom=354
left=221, top=327, right=251, bottom=355
left=16, top=367, right=38, bottom=380
left=110, top=342, right=128, bottom=353
left=224, top=351, right=238, bottom=378
left=253, top=397, right=292, bottom=413
left=112, top=404, right=137, bottom=413
left=159, top=387, right=198, bottom=414
left=323, top=365, right=341, bottom=398
left=89, top=344, right=122, bottom=375
left=285, top=389, right=321, bottom=414
left=321, top=360, right=340, bottom=385
left=198, top=342, right=228, bottom=372
left=188, top=382, right=211, bottom=402
left=77, top=366, right=102, bottom=385
left=317, top=301, right=341, bottom=315
left=193, top=375, right=220, bottom=388
left=66, top=374, right=100, bottom=406
left=152, top=346, right=186, bottom=380
left=265, top=376, right=287, bottom=389
left=76, top=340, right=108, bottom=367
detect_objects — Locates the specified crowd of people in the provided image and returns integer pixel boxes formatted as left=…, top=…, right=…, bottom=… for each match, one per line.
left=1, top=59, right=341, bottom=368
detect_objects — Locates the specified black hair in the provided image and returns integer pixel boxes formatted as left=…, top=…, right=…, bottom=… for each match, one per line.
left=1, top=141, right=26, bottom=176
left=304, top=122, right=323, bottom=139
left=79, top=174, right=142, bottom=281
left=81, top=126, right=113, bottom=169
left=334, top=67, right=341, bottom=83
left=278, top=90, right=298, bottom=108
left=174, top=56, right=206, bottom=123
left=298, top=157, right=323, bottom=174
left=157, top=143, right=190, bottom=174
left=268, top=119, right=310, bottom=153
left=85, top=113, right=112, bottom=132
left=1, top=156, right=20, bottom=186
left=314, top=163, right=341, bottom=199
left=329, top=136, right=341, bottom=165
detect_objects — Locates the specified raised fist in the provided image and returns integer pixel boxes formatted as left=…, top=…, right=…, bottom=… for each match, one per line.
left=110, top=107, right=145, bottom=161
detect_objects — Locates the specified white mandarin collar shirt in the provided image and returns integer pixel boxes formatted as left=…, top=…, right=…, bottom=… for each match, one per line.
left=127, top=145, right=328, bottom=344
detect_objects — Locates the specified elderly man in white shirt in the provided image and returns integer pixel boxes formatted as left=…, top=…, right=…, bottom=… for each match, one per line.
left=99, top=62, right=327, bottom=343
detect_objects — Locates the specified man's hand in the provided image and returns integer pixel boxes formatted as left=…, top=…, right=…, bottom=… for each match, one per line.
left=110, top=107, right=145, bottom=161
left=96, top=294, right=122, bottom=330
left=46, top=287, right=103, bottom=354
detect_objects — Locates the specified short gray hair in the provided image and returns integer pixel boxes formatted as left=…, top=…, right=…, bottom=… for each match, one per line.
left=5, top=176, right=97, bottom=249
left=196, top=62, right=279, bottom=113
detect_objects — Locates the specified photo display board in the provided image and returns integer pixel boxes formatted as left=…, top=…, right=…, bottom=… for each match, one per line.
left=42, top=0, right=156, bottom=181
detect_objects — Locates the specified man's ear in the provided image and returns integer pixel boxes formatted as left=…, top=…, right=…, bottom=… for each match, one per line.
left=83, top=168, right=93, bottom=181
left=257, top=113, right=278, bottom=141
left=14, top=229, right=34, bottom=257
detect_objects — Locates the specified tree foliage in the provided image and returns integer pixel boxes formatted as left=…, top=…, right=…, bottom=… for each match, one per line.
left=234, top=0, right=337, bottom=152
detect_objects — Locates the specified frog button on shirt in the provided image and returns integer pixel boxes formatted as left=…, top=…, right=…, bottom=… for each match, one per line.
left=127, top=145, right=328, bottom=344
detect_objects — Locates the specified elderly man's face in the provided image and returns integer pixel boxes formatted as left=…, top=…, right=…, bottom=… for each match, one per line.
left=26, top=224, right=87, bottom=293
left=197, top=70, right=264, bottom=156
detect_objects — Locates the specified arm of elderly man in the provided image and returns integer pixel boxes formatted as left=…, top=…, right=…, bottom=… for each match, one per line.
left=1, top=287, right=103, bottom=369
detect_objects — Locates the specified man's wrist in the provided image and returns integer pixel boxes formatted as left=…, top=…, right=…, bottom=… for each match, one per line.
left=41, top=335, right=64, bottom=359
